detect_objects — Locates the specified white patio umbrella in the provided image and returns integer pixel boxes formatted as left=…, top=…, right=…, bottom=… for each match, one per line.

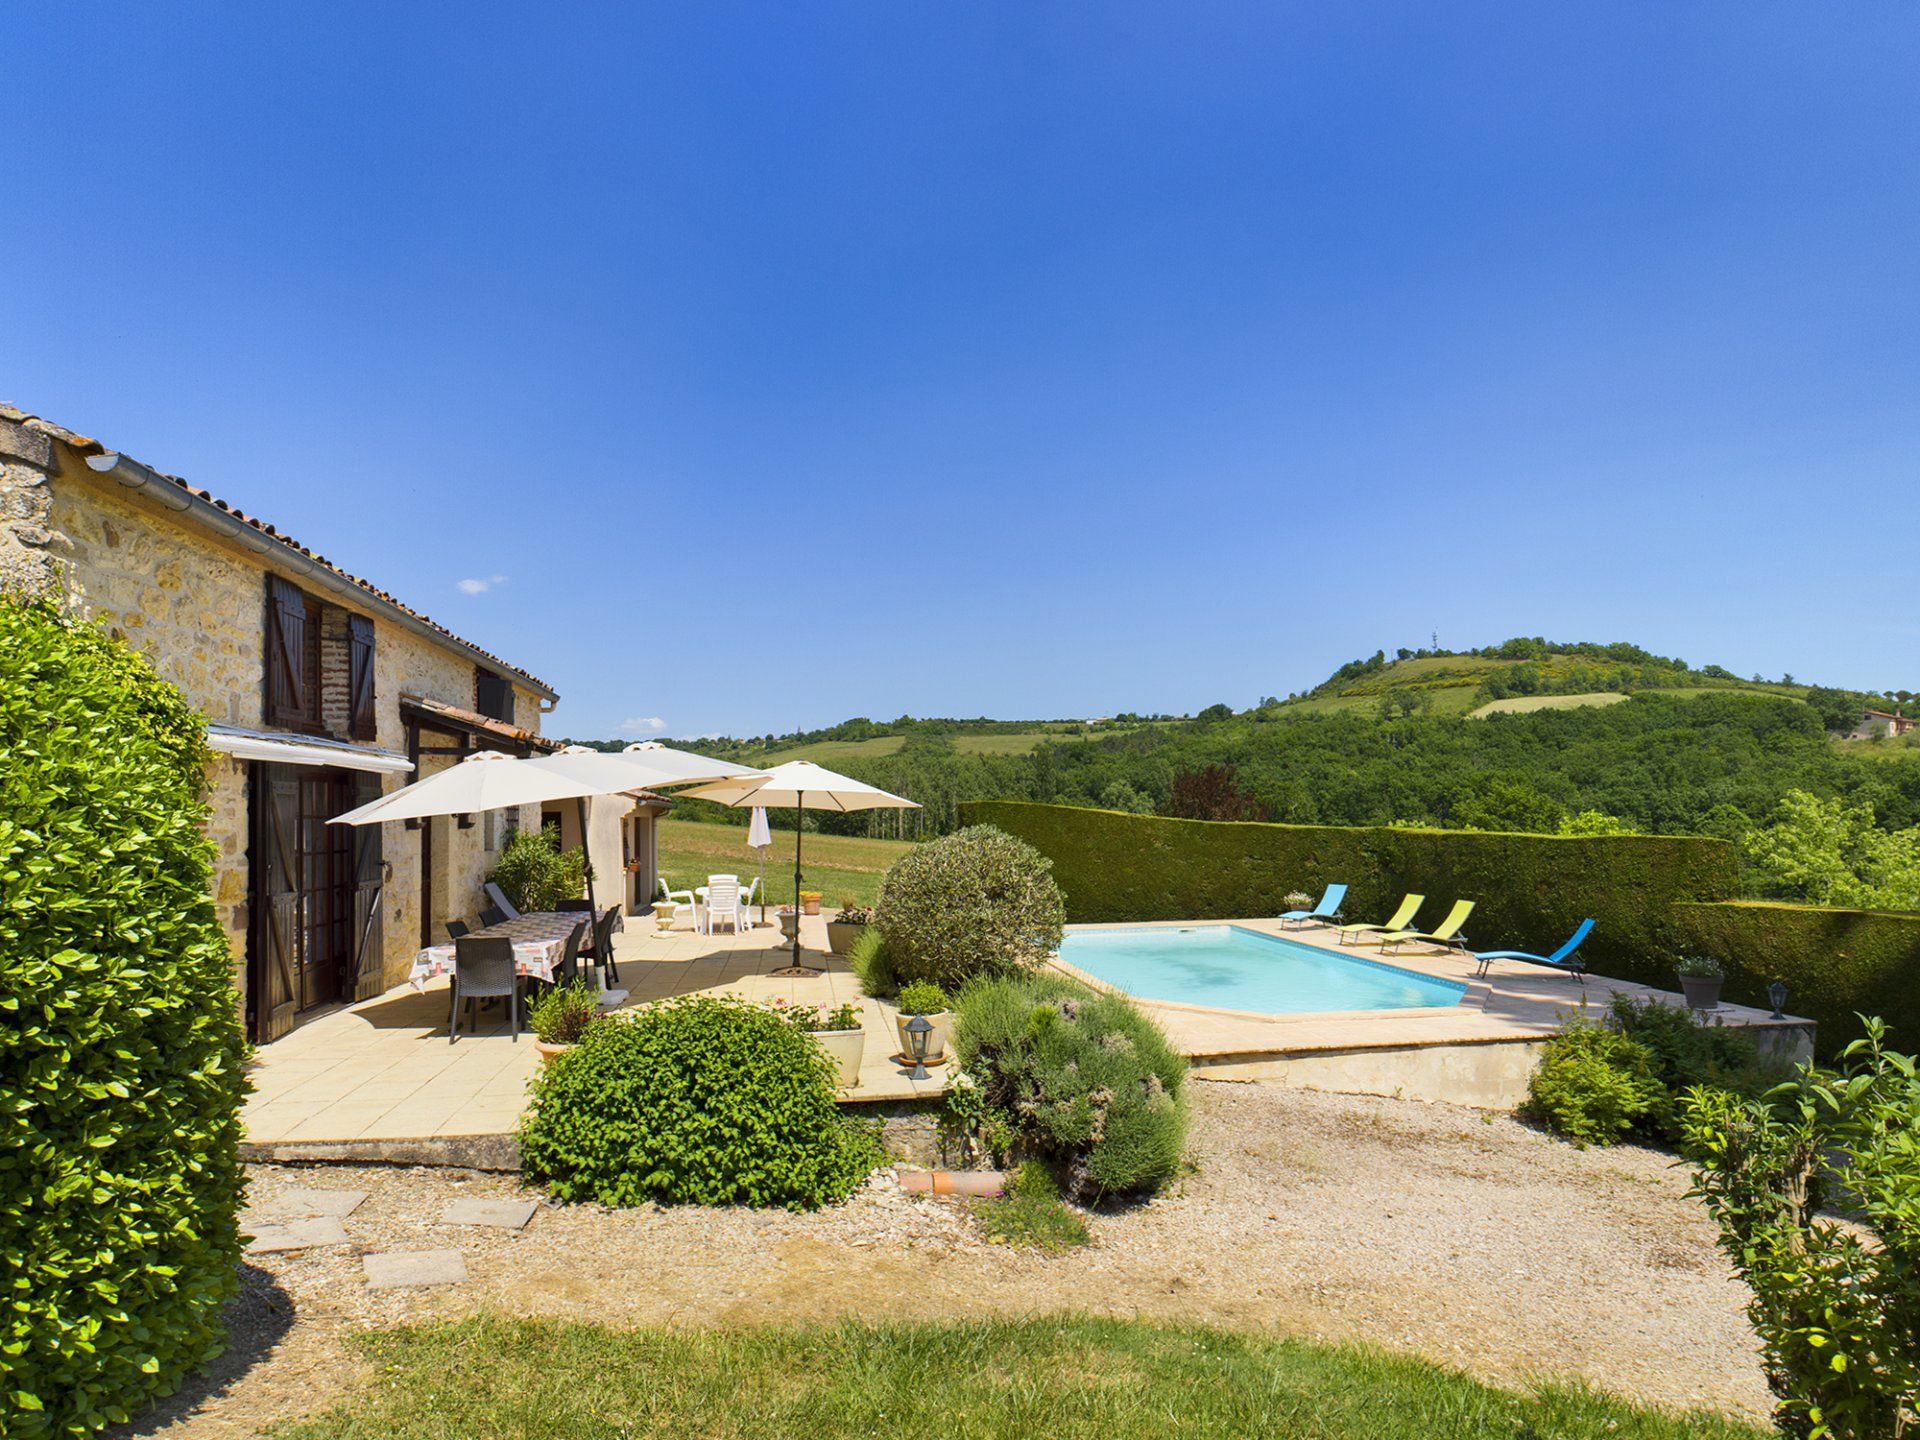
left=746, top=806, right=773, bottom=925
left=329, top=749, right=596, bottom=827
left=679, top=760, right=918, bottom=976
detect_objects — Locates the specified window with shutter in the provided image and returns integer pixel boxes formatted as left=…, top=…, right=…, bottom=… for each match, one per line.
left=265, top=576, right=316, bottom=727
left=474, top=669, right=514, bottom=723
left=347, top=614, right=377, bottom=740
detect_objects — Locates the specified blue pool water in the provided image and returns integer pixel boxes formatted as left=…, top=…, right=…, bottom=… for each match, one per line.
left=1058, top=925, right=1467, bottom=1015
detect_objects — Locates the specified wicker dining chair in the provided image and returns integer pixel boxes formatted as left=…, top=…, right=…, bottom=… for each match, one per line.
left=449, top=935, right=520, bottom=1043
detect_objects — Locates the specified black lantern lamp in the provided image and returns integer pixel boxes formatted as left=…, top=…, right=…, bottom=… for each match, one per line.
left=905, top=1013, right=934, bottom=1081
left=1768, top=980, right=1788, bottom=1020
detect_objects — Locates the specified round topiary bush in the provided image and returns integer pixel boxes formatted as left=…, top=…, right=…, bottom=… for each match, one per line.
left=519, top=995, right=882, bottom=1210
left=0, top=599, right=248, bottom=1437
left=876, top=825, right=1066, bottom=990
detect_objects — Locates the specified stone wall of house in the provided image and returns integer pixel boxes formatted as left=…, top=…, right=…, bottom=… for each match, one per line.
left=2, top=417, right=553, bottom=1006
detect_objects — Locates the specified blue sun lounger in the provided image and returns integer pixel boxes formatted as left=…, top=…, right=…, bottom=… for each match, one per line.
left=1278, top=883, right=1347, bottom=929
left=1473, top=919, right=1595, bottom=983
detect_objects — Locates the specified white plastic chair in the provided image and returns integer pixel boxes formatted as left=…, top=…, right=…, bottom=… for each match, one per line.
left=738, top=876, right=761, bottom=925
left=702, top=875, right=744, bottom=935
left=655, top=876, right=696, bottom=929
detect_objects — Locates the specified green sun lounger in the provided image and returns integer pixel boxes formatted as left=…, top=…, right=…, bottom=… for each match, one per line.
left=1336, top=893, right=1423, bottom=947
left=1379, top=898, right=1475, bottom=955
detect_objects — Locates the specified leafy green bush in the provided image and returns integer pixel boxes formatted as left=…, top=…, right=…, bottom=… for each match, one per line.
left=972, top=1161, right=1089, bottom=1253
left=1524, top=1021, right=1664, bottom=1147
left=896, top=981, right=950, bottom=1015
left=1681, top=1020, right=1919, bottom=1440
left=1606, top=995, right=1773, bottom=1141
left=876, top=825, right=1066, bottom=990
left=519, top=996, right=881, bottom=1209
left=961, top=801, right=1739, bottom=997
left=846, top=925, right=896, bottom=997
left=0, top=600, right=248, bottom=1437
left=952, top=972, right=1186, bottom=1200
left=528, top=981, right=600, bottom=1046
left=489, top=825, right=585, bottom=913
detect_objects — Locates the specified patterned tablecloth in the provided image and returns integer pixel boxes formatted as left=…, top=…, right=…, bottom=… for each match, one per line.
left=409, top=910, right=595, bottom=989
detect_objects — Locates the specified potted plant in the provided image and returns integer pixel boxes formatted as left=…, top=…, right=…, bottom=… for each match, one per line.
left=1677, top=954, right=1725, bottom=1011
left=776, top=904, right=799, bottom=940
left=1282, top=890, right=1313, bottom=913
left=893, top=979, right=953, bottom=1066
left=826, top=898, right=872, bottom=955
left=529, top=981, right=600, bottom=1065
left=774, top=998, right=865, bottom=1088
left=799, top=890, right=824, bottom=916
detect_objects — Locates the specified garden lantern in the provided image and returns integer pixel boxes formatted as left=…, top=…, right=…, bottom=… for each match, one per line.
left=905, top=1013, right=934, bottom=1080
left=1768, top=980, right=1788, bottom=1019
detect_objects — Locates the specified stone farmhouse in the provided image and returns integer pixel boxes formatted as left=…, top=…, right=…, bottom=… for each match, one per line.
left=1, top=404, right=664, bottom=1042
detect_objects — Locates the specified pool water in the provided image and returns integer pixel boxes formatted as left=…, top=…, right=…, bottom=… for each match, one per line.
left=1058, top=925, right=1467, bottom=1015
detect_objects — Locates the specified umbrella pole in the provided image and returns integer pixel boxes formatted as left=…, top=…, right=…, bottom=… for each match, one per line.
left=771, top=791, right=821, bottom=977
left=577, top=795, right=601, bottom=986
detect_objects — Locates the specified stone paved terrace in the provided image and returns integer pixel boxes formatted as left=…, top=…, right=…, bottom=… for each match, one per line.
left=243, top=912, right=946, bottom=1156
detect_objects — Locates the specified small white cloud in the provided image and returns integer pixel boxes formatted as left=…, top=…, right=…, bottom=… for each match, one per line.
left=615, top=715, right=669, bottom=737
left=457, top=574, right=509, bottom=595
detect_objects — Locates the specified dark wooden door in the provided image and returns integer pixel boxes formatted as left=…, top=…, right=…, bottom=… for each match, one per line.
left=251, top=764, right=368, bottom=1041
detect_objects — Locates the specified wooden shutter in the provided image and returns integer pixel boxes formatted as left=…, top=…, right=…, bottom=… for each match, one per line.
left=347, top=772, right=385, bottom=998
left=251, top=765, right=303, bottom=1042
left=474, top=669, right=513, bottom=723
left=265, top=576, right=310, bottom=726
left=347, top=614, right=377, bottom=740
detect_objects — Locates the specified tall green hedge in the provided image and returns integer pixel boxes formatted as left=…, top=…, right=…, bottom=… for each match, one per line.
left=1675, top=901, right=1920, bottom=1054
left=959, top=801, right=1739, bottom=997
left=0, top=600, right=248, bottom=1437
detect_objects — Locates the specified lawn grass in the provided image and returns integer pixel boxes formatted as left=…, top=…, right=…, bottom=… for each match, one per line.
left=657, top=817, right=915, bottom=908
left=274, top=1314, right=1767, bottom=1440
left=1469, top=691, right=1631, bottom=718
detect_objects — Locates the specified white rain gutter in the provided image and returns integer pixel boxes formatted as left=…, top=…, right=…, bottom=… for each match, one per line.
left=84, top=451, right=560, bottom=703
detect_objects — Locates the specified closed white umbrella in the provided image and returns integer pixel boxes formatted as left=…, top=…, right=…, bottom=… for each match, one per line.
left=746, top=806, right=773, bottom=925
left=680, top=761, right=918, bottom=975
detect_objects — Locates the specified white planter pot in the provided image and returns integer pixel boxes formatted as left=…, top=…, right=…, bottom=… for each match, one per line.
left=894, top=1010, right=954, bottom=1065
left=813, top=1027, right=865, bottom=1088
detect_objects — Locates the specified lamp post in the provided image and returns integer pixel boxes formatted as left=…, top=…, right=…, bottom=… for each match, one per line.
left=1768, top=980, right=1788, bottom=1019
left=905, top=1014, right=933, bottom=1081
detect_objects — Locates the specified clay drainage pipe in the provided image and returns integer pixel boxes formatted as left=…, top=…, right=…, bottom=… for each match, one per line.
left=897, top=1170, right=1005, bottom=1198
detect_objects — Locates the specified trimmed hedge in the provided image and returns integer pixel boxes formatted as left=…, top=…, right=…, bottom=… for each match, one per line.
left=961, top=801, right=1738, bottom=992
left=1675, top=901, right=1920, bottom=1054
left=0, top=600, right=248, bottom=1437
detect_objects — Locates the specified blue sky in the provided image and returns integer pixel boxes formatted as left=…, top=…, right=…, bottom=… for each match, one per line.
left=7, top=4, right=1918, bottom=738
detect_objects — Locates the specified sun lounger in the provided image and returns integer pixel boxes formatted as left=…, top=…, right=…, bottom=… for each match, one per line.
left=1379, top=898, right=1475, bottom=955
left=1336, top=893, right=1423, bottom=946
left=1279, top=883, right=1347, bottom=928
left=1473, top=919, right=1595, bottom=983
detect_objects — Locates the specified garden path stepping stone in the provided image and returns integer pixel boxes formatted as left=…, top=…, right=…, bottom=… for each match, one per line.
left=440, top=1197, right=538, bottom=1230
left=363, top=1250, right=468, bottom=1289
left=247, top=1216, right=351, bottom=1254
left=273, top=1187, right=368, bottom=1219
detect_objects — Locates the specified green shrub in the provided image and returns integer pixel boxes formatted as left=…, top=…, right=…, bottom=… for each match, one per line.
left=0, top=600, right=248, bottom=1437
left=1675, top=900, right=1920, bottom=1055
left=846, top=925, right=896, bottom=998
left=960, top=800, right=1738, bottom=1000
left=519, top=996, right=881, bottom=1209
left=952, top=972, right=1186, bottom=1200
left=489, top=825, right=585, bottom=913
left=896, top=980, right=950, bottom=1015
left=1524, top=1021, right=1664, bottom=1146
left=1606, top=995, right=1774, bottom=1141
left=972, top=1162, right=1090, bottom=1253
left=1681, top=1020, right=1919, bottom=1440
left=876, top=825, right=1066, bottom=990
left=528, top=981, right=600, bottom=1046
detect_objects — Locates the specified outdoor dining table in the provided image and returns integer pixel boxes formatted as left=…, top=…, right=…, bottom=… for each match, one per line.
left=408, top=910, right=589, bottom=990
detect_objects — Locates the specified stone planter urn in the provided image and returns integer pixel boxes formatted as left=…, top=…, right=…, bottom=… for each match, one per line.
left=777, top=911, right=799, bottom=941
left=894, top=1009, right=953, bottom=1066
left=1680, top=975, right=1724, bottom=1011
left=826, top=920, right=867, bottom=955
left=652, top=900, right=678, bottom=931
left=813, top=1027, right=865, bottom=1088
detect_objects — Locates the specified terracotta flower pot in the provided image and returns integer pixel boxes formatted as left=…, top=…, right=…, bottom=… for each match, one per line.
left=801, top=894, right=823, bottom=916
left=534, top=1040, right=574, bottom=1067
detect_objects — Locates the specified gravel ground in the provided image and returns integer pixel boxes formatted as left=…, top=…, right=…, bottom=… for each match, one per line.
left=122, top=1084, right=1771, bottom=1436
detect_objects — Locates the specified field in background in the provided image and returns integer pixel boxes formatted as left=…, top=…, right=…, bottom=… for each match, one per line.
left=1469, top=691, right=1631, bottom=718
left=655, top=817, right=915, bottom=908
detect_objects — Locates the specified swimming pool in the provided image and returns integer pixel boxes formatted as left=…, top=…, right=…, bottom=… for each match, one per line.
left=1057, top=925, right=1468, bottom=1016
